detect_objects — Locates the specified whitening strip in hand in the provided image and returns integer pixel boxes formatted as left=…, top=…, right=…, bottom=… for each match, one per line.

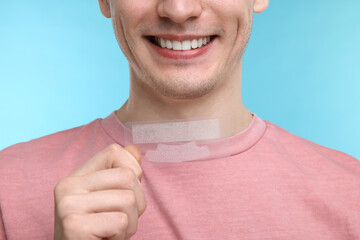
left=123, top=118, right=230, bottom=163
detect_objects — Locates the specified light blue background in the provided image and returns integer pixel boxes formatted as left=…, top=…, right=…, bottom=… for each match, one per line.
left=1, top=1, right=359, bottom=159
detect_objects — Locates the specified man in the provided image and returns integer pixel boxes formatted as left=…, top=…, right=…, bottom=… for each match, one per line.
left=0, top=0, right=359, bottom=239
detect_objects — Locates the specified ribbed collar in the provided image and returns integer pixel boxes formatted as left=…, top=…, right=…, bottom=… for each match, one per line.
left=101, top=111, right=267, bottom=160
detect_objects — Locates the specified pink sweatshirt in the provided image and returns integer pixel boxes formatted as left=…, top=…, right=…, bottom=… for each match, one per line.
left=0, top=112, right=359, bottom=239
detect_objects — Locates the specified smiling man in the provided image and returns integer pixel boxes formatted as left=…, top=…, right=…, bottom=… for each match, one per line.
left=1, top=0, right=360, bottom=239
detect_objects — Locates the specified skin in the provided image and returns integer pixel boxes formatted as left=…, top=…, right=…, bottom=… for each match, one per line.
left=103, top=0, right=269, bottom=137
left=54, top=0, right=268, bottom=239
left=54, top=145, right=146, bottom=239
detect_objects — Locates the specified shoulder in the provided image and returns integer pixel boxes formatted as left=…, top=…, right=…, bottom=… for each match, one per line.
left=0, top=117, right=115, bottom=211
left=1, top=118, right=97, bottom=161
left=0, top=117, right=108, bottom=179
left=261, top=120, right=360, bottom=176
left=0, top=117, right=112, bottom=237
left=256, top=120, right=360, bottom=230
left=1, top=125, right=81, bottom=157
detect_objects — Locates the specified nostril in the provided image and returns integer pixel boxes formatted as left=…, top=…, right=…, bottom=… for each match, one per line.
left=157, top=0, right=202, bottom=24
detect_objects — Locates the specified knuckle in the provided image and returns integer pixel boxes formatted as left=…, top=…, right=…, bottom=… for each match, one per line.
left=62, top=214, right=80, bottom=233
left=124, top=190, right=137, bottom=207
left=106, top=143, right=123, bottom=156
left=127, top=221, right=138, bottom=237
left=140, top=199, right=147, bottom=215
left=122, top=168, right=137, bottom=183
left=54, top=177, right=75, bottom=199
left=137, top=167, right=143, bottom=179
left=56, top=195, right=78, bottom=218
left=62, top=215, right=95, bottom=239
left=54, top=178, right=67, bottom=196
left=58, top=195, right=75, bottom=209
left=117, top=212, right=129, bottom=231
left=115, top=168, right=135, bottom=189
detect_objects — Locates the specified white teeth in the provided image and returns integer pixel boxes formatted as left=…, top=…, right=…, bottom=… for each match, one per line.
left=166, top=40, right=172, bottom=49
left=191, top=39, right=198, bottom=49
left=160, top=38, right=166, bottom=48
left=173, top=40, right=182, bottom=50
left=198, top=38, right=203, bottom=48
left=182, top=40, right=191, bottom=50
left=155, top=37, right=213, bottom=50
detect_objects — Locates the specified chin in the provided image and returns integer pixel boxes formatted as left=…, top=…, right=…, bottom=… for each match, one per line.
left=157, top=84, right=215, bottom=100
left=148, top=74, right=218, bottom=100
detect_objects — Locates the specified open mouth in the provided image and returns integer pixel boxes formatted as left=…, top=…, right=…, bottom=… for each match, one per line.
left=146, top=36, right=217, bottom=51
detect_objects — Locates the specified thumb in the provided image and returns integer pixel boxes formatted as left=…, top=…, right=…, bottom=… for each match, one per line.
left=125, top=145, right=142, bottom=181
left=124, top=145, right=142, bottom=165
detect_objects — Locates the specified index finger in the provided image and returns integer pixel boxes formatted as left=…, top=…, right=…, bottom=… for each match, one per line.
left=70, top=144, right=142, bottom=179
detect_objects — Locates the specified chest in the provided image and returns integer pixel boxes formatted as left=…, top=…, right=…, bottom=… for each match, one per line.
left=133, top=161, right=356, bottom=240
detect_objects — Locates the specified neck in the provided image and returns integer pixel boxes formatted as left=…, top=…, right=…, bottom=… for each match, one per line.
left=115, top=65, right=253, bottom=138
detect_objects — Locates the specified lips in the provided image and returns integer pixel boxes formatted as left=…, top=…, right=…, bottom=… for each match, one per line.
left=145, top=35, right=217, bottom=59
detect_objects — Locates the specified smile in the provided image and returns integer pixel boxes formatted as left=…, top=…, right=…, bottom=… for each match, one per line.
left=145, top=35, right=217, bottom=60
left=147, top=36, right=216, bottom=51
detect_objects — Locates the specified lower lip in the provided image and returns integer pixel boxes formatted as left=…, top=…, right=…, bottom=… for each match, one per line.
left=147, top=38, right=216, bottom=60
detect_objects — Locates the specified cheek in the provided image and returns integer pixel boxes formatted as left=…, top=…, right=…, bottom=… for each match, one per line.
left=111, top=0, right=153, bottom=34
left=212, top=1, right=253, bottom=64
left=109, top=3, right=140, bottom=62
left=210, top=0, right=253, bottom=40
left=110, top=1, right=154, bottom=59
left=111, top=16, right=131, bottom=61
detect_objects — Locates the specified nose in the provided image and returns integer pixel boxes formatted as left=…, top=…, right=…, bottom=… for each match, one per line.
left=157, top=0, right=202, bottom=24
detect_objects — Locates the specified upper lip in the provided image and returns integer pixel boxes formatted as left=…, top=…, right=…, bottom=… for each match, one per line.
left=146, top=34, right=216, bottom=41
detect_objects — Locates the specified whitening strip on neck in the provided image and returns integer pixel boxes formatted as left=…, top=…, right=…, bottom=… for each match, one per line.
left=123, top=118, right=230, bottom=163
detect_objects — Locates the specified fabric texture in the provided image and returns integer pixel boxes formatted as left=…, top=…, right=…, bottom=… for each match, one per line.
left=0, top=112, right=359, bottom=240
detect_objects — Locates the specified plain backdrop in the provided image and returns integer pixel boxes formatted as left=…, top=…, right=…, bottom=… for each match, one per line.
left=0, top=1, right=359, bottom=159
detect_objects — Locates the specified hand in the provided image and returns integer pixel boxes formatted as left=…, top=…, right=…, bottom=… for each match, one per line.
left=54, top=144, right=146, bottom=240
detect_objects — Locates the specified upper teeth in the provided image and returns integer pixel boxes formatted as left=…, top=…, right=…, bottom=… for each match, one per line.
left=155, top=37, right=212, bottom=50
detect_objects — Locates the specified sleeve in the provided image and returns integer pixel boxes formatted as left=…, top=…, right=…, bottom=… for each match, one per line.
left=0, top=206, right=7, bottom=240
